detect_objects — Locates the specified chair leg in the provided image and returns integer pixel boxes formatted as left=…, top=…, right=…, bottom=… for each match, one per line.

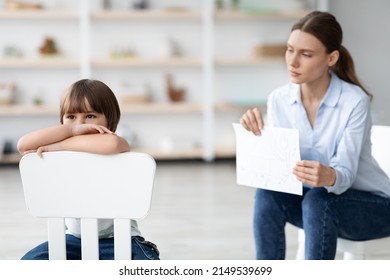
left=343, top=252, right=364, bottom=260
left=296, top=229, right=305, bottom=260
left=296, top=243, right=305, bottom=260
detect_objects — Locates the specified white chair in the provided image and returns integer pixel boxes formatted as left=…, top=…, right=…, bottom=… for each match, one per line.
left=19, top=151, right=156, bottom=260
left=296, top=125, right=390, bottom=259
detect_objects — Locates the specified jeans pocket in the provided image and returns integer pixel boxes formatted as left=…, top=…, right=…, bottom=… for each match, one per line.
left=133, top=237, right=160, bottom=260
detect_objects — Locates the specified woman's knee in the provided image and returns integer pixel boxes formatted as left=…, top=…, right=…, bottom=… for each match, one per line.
left=302, top=188, right=338, bottom=223
left=302, top=188, right=331, bottom=209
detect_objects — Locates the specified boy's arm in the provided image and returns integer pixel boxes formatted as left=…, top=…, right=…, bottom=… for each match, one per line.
left=43, top=134, right=130, bottom=155
left=17, top=124, right=117, bottom=155
left=17, top=125, right=74, bottom=155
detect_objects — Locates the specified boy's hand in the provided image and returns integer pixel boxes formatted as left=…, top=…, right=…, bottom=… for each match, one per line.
left=71, top=124, right=114, bottom=136
left=23, top=143, right=62, bottom=158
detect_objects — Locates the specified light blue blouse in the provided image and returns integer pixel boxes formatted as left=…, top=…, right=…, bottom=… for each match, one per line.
left=266, top=72, right=390, bottom=197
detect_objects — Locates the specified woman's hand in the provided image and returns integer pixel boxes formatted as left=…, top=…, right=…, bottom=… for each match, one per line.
left=240, top=108, right=264, bottom=136
left=71, top=124, right=114, bottom=136
left=293, top=160, right=336, bottom=187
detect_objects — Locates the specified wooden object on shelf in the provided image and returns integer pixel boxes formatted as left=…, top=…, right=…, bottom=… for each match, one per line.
left=39, top=37, right=59, bottom=56
left=5, top=0, right=42, bottom=10
left=252, top=44, right=286, bottom=57
left=166, top=74, right=185, bottom=102
left=121, top=95, right=150, bottom=104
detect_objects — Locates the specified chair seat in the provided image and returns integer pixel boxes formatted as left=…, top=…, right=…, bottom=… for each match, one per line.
left=296, top=125, right=390, bottom=260
left=337, top=236, right=390, bottom=259
left=296, top=228, right=390, bottom=260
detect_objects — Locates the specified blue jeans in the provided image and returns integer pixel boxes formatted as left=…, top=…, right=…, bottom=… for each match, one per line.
left=21, top=235, right=160, bottom=260
left=253, top=187, right=390, bottom=259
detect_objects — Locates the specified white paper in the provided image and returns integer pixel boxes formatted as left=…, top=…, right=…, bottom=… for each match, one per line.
left=233, top=123, right=302, bottom=195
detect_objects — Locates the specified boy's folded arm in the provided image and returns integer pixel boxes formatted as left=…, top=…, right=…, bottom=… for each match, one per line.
left=17, top=125, right=74, bottom=155
left=57, top=134, right=130, bottom=154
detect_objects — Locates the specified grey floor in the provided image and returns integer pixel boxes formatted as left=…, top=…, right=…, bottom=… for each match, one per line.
left=0, top=160, right=300, bottom=260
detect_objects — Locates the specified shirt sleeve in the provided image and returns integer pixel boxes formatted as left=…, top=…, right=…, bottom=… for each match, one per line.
left=266, top=91, right=276, bottom=126
left=324, top=95, right=370, bottom=194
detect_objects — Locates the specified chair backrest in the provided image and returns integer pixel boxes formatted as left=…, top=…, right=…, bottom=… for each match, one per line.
left=19, top=151, right=156, bottom=260
left=371, top=125, right=390, bottom=177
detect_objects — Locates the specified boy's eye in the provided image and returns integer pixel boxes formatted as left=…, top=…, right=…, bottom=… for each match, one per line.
left=66, top=115, right=75, bottom=120
left=86, top=114, right=96, bottom=119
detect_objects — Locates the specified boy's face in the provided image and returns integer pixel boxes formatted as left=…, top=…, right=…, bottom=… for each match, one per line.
left=62, top=98, right=108, bottom=128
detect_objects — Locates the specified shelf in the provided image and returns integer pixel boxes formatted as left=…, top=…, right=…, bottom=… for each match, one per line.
left=0, top=9, right=308, bottom=21
left=0, top=103, right=265, bottom=116
left=215, top=147, right=236, bottom=158
left=0, top=58, right=263, bottom=69
left=91, top=10, right=202, bottom=20
left=0, top=105, right=57, bottom=116
left=132, top=147, right=204, bottom=160
left=120, top=103, right=203, bottom=114
left=0, top=10, right=78, bottom=20
left=92, top=57, right=202, bottom=68
left=0, top=146, right=235, bottom=165
left=93, top=57, right=284, bottom=67
left=215, top=57, right=284, bottom=66
left=0, top=153, right=21, bottom=164
left=215, top=10, right=310, bottom=20
left=0, top=57, right=203, bottom=69
left=0, top=58, right=79, bottom=68
left=215, top=103, right=261, bottom=112
left=0, top=103, right=203, bottom=116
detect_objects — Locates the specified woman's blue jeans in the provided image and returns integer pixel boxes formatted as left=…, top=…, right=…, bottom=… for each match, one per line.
left=21, top=235, right=160, bottom=260
left=253, top=187, right=390, bottom=259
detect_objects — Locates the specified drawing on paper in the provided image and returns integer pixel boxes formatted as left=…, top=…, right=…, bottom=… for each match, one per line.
left=233, top=123, right=302, bottom=195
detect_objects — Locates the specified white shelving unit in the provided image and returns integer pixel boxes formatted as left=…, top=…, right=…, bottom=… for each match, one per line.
left=0, top=0, right=324, bottom=163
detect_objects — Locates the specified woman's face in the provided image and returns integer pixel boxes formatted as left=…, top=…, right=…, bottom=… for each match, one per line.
left=62, top=98, right=108, bottom=127
left=285, top=30, right=338, bottom=85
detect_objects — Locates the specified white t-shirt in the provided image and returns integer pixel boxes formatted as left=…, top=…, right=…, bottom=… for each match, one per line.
left=65, top=218, right=142, bottom=239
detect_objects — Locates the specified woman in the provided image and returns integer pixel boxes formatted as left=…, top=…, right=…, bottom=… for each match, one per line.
left=240, top=11, right=390, bottom=259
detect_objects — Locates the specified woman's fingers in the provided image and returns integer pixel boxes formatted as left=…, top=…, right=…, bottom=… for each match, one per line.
left=293, top=161, right=336, bottom=187
left=240, top=108, right=264, bottom=135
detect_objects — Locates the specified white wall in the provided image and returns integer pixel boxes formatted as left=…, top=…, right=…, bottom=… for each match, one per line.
left=329, top=0, right=390, bottom=125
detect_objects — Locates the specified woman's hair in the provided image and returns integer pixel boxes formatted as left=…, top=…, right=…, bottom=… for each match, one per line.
left=60, top=79, right=121, bottom=131
left=291, top=11, right=373, bottom=100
